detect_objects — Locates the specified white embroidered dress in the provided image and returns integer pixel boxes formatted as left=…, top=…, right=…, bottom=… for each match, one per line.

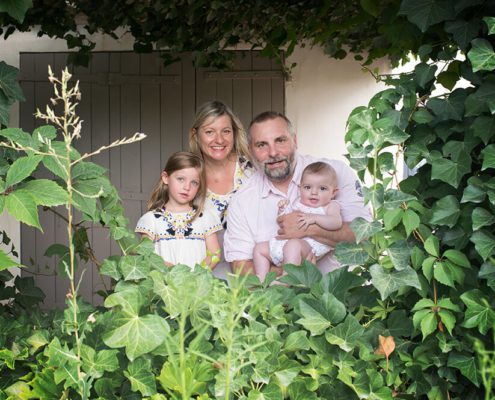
left=135, top=207, right=222, bottom=268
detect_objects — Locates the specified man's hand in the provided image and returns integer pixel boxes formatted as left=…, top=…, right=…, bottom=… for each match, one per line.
left=277, top=211, right=307, bottom=239
left=297, top=213, right=316, bottom=231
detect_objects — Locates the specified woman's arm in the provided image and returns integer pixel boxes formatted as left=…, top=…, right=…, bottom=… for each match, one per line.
left=203, top=232, right=221, bottom=269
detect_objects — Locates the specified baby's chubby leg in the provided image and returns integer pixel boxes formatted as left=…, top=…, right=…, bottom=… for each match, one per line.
left=282, top=239, right=313, bottom=266
left=253, top=241, right=272, bottom=282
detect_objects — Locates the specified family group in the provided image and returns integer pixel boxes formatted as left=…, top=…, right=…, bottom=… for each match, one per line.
left=135, top=101, right=370, bottom=282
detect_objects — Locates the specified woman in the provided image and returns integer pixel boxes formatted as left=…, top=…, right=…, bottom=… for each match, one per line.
left=189, top=100, right=254, bottom=277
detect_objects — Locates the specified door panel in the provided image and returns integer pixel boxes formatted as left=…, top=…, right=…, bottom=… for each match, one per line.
left=19, top=51, right=284, bottom=307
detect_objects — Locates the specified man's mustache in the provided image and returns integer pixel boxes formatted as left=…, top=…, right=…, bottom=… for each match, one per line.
left=263, top=157, right=288, bottom=166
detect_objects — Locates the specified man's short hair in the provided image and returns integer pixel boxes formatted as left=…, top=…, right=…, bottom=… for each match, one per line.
left=248, top=111, right=295, bottom=140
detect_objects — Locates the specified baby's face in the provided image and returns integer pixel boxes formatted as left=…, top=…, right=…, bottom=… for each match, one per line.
left=299, top=172, right=337, bottom=208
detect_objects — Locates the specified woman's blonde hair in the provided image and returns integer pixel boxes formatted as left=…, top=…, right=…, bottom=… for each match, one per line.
left=147, top=152, right=206, bottom=221
left=189, top=100, right=251, bottom=161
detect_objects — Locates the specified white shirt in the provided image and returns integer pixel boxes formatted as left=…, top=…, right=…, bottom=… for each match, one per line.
left=224, top=154, right=370, bottom=272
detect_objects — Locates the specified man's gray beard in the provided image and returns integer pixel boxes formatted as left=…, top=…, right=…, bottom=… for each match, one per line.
left=263, top=157, right=294, bottom=182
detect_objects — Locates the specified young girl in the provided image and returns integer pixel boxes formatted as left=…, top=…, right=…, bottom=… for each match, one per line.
left=135, top=152, right=222, bottom=269
left=253, top=162, right=342, bottom=281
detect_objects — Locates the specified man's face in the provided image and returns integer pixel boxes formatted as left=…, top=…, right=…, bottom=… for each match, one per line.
left=249, top=117, right=297, bottom=182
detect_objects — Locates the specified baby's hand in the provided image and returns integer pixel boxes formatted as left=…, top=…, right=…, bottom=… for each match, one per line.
left=297, top=214, right=315, bottom=230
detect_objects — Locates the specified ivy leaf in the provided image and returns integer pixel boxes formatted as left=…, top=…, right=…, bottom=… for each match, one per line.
left=325, top=314, right=364, bottom=352
left=296, top=294, right=346, bottom=336
left=349, top=218, right=382, bottom=243
left=470, top=230, right=495, bottom=260
left=420, top=312, right=437, bottom=339
left=100, top=257, right=122, bottom=280
left=0, top=249, right=19, bottom=271
left=414, top=63, right=437, bottom=88
left=5, top=190, right=41, bottom=230
left=103, top=311, right=169, bottom=361
left=447, top=353, right=480, bottom=387
left=124, top=358, right=157, bottom=397
left=443, top=249, right=470, bottom=268
left=427, top=95, right=464, bottom=121
left=483, top=16, right=495, bottom=34
left=438, top=310, right=456, bottom=335
left=429, top=195, right=460, bottom=227
left=370, top=264, right=421, bottom=300
left=470, top=116, right=495, bottom=145
left=461, top=183, right=486, bottom=203
left=282, top=261, right=322, bottom=287
left=384, top=208, right=403, bottom=231
left=315, top=267, right=365, bottom=301
left=431, top=157, right=470, bottom=188
left=474, top=81, right=495, bottom=114
left=19, top=179, right=68, bottom=207
left=445, top=19, right=481, bottom=50
left=334, top=242, right=370, bottom=266
left=30, top=369, right=62, bottom=399
left=472, top=207, right=495, bottom=231
left=383, top=189, right=416, bottom=209
left=460, top=289, right=495, bottom=335
left=284, top=331, right=311, bottom=352
left=434, top=261, right=465, bottom=288
left=387, top=240, right=411, bottom=271
left=0, top=0, right=32, bottom=23
left=481, top=144, right=495, bottom=171
left=424, top=235, right=440, bottom=257
left=468, top=39, right=495, bottom=72
left=479, top=262, right=495, bottom=290
left=119, top=255, right=150, bottom=281
left=402, top=209, right=420, bottom=236
left=399, top=0, right=455, bottom=32
left=5, top=155, right=43, bottom=188
left=412, top=108, right=434, bottom=124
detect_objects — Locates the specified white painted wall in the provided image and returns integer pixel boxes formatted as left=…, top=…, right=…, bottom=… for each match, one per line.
left=0, top=31, right=390, bottom=258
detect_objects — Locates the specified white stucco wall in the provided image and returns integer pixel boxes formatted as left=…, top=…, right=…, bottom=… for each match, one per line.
left=0, top=31, right=390, bottom=258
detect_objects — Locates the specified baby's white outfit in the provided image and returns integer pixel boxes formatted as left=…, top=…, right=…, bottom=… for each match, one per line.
left=269, top=201, right=332, bottom=266
left=135, top=207, right=221, bottom=267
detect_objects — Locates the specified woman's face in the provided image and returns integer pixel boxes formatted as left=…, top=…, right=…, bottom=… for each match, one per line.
left=196, top=114, right=235, bottom=161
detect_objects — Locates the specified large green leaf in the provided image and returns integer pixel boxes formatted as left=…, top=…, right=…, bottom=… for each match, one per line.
left=445, top=19, right=481, bottom=50
left=325, top=314, right=364, bottom=352
left=414, top=63, right=437, bottom=88
left=427, top=94, right=465, bottom=122
left=460, top=289, right=495, bottom=335
left=387, top=240, right=411, bottom=271
left=474, top=81, right=495, bottom=114
left=80, top=344, right=119, bottom=378
left=103, top=311, right=169, bottom=361
left=429, top=195, right=460, bottom=227
left=72, top=161, right=107, bottom=180
left=0, top=0, right=32, bottom=23
left=481, top=144, right=495, bottom=171
left=402, top=209, right=420, bottom=237
left=470, top=229, right=495, bottom=260
left=431, top=157, right=470, bottom=188
left=19, top=179, right=68, bottom=207
left=0, top=127, right=37, bottom=149
left=296, top=293, right=346, bottom=336
left=315, top=267, right=365, bottom=301
left=470, top=115, right=495, bottom=145
left=484, top=16, right=495, bottom=34
left=281, top=261, right=322, bottom=287
left=5, top=189, right=41, bottom=230
left=468, top=39, right=495, bottom=72
left=284, top=331, right=311, bottom=352
left=334, top=242, right=370, bottom=266
left=383, top=189, right=416, bottom=209
left=447, top=353, right=480, bottom=387
left=5, top=155, right=43, bottom=188
left=399, top=0, right=455, bottom=32
left=119, top=255, right=150, bottom=281
left=124, top=358, right=157, bottom=396
left=370, top=264, right=421, bottom=300
left=30, top=369, right=63, bottom=399
left=349, top=218, right=382, bottom=243
left=472, top=207, right=495, bottom=231
left=0, top=249, right=19, bottom=271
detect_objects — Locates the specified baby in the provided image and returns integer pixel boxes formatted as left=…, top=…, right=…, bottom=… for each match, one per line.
left=253, top=162, right=342, bottom=281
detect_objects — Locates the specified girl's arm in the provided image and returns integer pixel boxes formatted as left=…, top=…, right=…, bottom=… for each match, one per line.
left=297, top=201, right=343, bottom=231
left=203, top=232, right=221, bottom=269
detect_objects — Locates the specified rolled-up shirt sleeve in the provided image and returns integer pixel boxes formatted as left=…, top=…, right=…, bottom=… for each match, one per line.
left=223, top=194, right=256, bottom=262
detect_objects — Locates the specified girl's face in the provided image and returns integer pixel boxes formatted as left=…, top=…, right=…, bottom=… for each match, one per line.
left=162, top=167, right=201, bottom=210
left=299, top=172, right=338, bottom=208
left=196, top=114, right=234, bottom=161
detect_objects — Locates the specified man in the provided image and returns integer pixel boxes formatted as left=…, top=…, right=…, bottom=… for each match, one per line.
left=223, top=111, right=370, bottom=274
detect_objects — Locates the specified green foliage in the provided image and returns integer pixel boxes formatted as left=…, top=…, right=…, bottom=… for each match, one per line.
left=0, top=0, right=495, bottom=399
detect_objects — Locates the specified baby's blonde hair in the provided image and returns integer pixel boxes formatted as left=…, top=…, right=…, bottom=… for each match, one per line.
left=301, top=162, right=338, bottom=186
